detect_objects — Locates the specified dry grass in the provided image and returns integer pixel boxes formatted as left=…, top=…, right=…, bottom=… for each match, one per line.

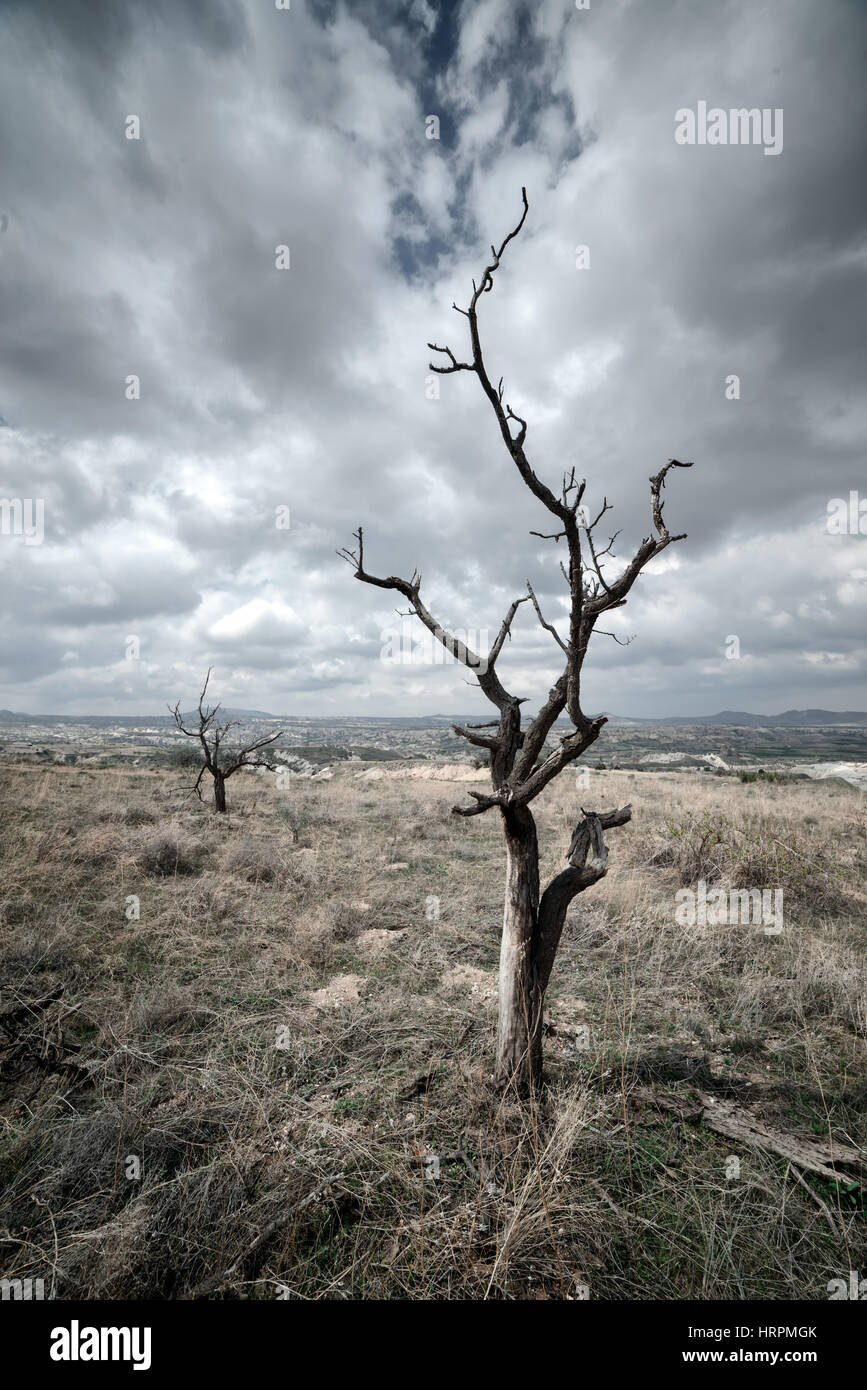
left=0, top=760, right=864, bottom=1299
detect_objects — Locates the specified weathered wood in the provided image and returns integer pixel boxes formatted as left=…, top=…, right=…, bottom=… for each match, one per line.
left=534, top=805, right=632, bottom=996
left=494, top=805, right=542, bottom=1090
left=631, top=1085, right=865, bottom=1188
left=696, top=1094, right=865, bottom=1185
left=339, top=190, right=693, bottom=1095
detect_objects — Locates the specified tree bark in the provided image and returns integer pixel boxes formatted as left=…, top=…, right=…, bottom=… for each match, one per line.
left=213, top=772, right=227, bottom=813
left=494, top=805, right=543, bottom=1093
left=493, top=805, right=633, bottom=1094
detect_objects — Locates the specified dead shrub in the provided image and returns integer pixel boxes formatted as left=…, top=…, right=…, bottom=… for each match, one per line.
left=324, top=900, right=361, bottom=942
left=138, top=832, right=204, bottom=877
left=121, top=806, right=157, bottom=827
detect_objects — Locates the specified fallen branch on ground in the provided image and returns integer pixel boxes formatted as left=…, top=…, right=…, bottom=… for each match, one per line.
left=695, top=1093, right=865, bottom=1186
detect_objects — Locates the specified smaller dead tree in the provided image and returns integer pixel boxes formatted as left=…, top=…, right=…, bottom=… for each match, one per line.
left=170, top=669, right=283, bottom=813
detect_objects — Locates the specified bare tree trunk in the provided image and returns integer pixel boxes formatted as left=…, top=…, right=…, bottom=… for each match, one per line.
left=213, top=772, right=227, bottom=813
left=494, top=805, right=543, bottom=1093
left=493, top=805, right=633, bottom=1093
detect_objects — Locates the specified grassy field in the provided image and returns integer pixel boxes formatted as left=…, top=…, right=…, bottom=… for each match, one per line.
left=0, top=760, right=864, bottom=1300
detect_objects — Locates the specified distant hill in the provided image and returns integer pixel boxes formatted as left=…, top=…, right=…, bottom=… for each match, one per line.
left=609, top=710, right=867, bottom=727
left=0, top=708, right=278, bottom=725
left=1, top=707, right=866, bottom=727
left=179, top=707, right=277, bottom=722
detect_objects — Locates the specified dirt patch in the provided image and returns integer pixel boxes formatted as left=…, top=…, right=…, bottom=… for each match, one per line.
left=399, top=763, right=487, bottom=782
left=441, top=964, right=497, bottom=1002
left=308, top=973, right=366, bottom=1009
left=356, top=928, right=406, bottom=956
left=549, top=995, right=590, bottom=1018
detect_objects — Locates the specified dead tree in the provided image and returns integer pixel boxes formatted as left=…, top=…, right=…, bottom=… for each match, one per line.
left=170, top=669, right=283, bottom=813
left=340, top=189, right=693, bottom=1095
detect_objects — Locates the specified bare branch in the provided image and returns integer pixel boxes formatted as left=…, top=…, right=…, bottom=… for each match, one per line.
left=505, top=403, right=527, bottom=449
left=452, top=722, right=499, bottom=751
left=436, top=189, right=567, bottom=524
left=223, top=727, right=284, bottom=777
left=451, top=790, right=502, bottom=818
left=488, top=594, right=529, bottom=665
left=584, top=527, right=614, bottom=597
left=562, top=469, right=586, bottom=511
left=594, top=529, right=621, bottom=560
left=511, top=674, right=568, bottom=783
left=339, top=526, right=527, bottom=725
left=585, top=460, right=693, bottom=618
left=427, top=342, right=474, bottom=375
left=530, top=528, right=566, bottom=542
left=651, top=458, right=693, bottom=541
left=191, top=763, right=208, bottom=803
left=513, top=716, right=608, bottom=805
left=525, top=580, right=569, bottom=655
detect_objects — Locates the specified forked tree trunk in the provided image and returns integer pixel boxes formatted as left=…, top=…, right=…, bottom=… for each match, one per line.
left=494, top=805, right=544, bottom=1092
left=213, top=772, right=227, bottom=813
left=493, top=804, right=631, bottom=1093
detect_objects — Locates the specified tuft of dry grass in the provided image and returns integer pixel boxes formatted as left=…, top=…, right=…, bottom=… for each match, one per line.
left=137, top=830, right=207, bottom=877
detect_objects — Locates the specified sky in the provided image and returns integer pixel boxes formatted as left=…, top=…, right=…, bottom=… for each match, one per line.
left=0, top=0, right=865, bottom=719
